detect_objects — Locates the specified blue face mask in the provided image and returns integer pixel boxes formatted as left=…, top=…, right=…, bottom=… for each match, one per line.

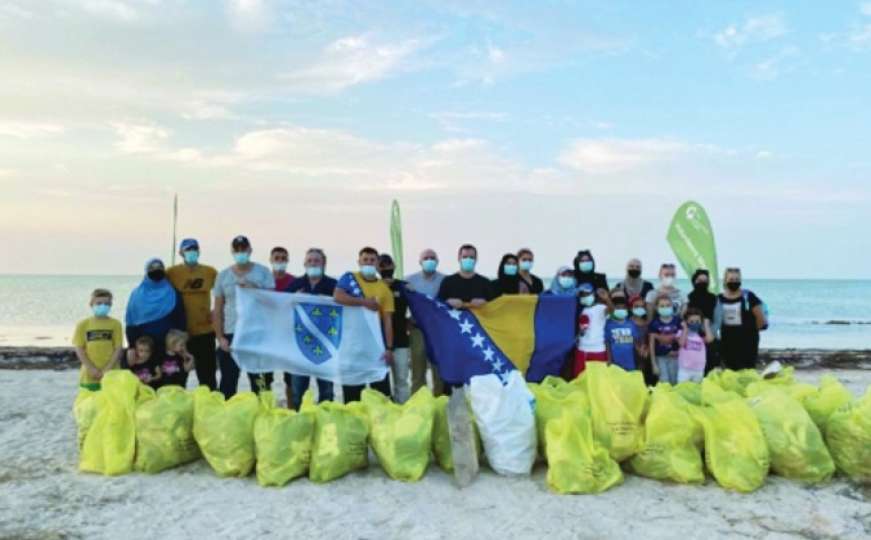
left=460, top=257, right=476, bottom=272
left=579, top=261, right=594, bottom=273
left=503, top=264, right=518, bottom=276
left=360, top=265, right=377, bottom=278
left=658, top=306, right=674, bottom=318
left=632, top=307, right=647, bottom=318
left=613, top=308, right=628, bottom=320
left=421, top=259, right=438, bottom=273
left=306, top=266, right=323, bottom=278
left=580, top=295, right=595, bottom=307
left=519, top=260, right=533, bottom=272
left=688, top=322, right=703, bottom=334
left=183, top=250, right=199, bottom=265
left=92, top=304, right=111, bottom=317
left=234, top=252, right=251, bottom=265
left=558, top=276, right=576, bottom=290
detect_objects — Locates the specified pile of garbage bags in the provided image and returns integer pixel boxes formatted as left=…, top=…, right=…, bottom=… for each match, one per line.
left=74, top=364, right=871, bottom=492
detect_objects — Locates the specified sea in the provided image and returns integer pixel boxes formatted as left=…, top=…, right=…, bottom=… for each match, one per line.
left=0, top=275, right=869, bottom=350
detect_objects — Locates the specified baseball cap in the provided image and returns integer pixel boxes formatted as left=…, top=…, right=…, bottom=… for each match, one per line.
left=231, top=235, right=251, bottom=249
left=179, top=238, right=199, bottom=251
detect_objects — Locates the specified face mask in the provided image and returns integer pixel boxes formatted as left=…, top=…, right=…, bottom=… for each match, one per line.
left=272, top=262, right=287, bottom=273
left=380, top=268, right=395, bottom=279
left=460, top=257, right=476, bottom=272
left=519, top=260, right=533, bottom=272
left=92, top=304, right=111, bottom=317
left=306, top=266, right=323, bottom=278
left=661, top=276, right=675, bottom=287
left=421, top=259, right=438, bottom=273
left=627, top=269, right=641, bottom=279
left=688, top=322, right=703, bottom=334
left=579, top=261, right=594, bottom=273
left=632, top=307, right=647, bottom=318
left=613, top=308, right=628, bottom=320
left=147, top=269, right=165, bottom=282
left=658, top=306, right=674, bottom=318
left=558, top=276, right=576, bottom=290
left=580, top=295, right=595, bottom=307
left=234, top=252, right=251, bottom=265
left=360, top=265, right=377, bottom=278
left=694, top=281, right=709, bottom=293
left=726, top=281, right=742, bottom=292
left=503, top=264, right=518, bottom=276
left=183, top=251, right=199, bottom=265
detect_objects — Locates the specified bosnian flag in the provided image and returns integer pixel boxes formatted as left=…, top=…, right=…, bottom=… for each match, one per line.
left=231, top=287, right=387, bottom=385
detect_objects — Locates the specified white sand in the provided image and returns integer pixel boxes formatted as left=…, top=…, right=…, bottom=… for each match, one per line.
left=0, top=369, right=869, bottom=540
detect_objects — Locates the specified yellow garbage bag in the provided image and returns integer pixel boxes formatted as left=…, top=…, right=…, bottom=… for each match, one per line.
left=579, top=363, right=648, bottom=462
left=73, top=388, right=100, bottom=450
left=253, top=392, right=315, bottom=487
left=431, top=395, right=482, bottom=472
left=307, top=399, right=369, bottom=483
left=746, top=388, right=834, bottom=484
left=701, top=377, right=742, bottom=405
left=802, top=375, right=853, bottom=431
left=545, top=407, right=623, bottom=494
left=529, top=378, right=587, bottom=457
left=629, top=386, right=704, bottom=484
left=694, top=398, right=770, bottom=492
left=362, top=387, right=435, bottom=482
left=825, top=388, right=871, bottom=482
left=708, top=369, right=762, bottom=397
left=79, top=370, right=142, bottom=476
left=134, top=385, right=200, bottom=474
left=192, top=386, right=260, bottom=477
left=674, top=381, right=702, bottom=406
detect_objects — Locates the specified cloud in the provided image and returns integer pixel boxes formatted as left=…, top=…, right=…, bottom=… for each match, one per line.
left=280, top=35, right=423, bottom=93
left=429, top=111, right=508, bottom=132
left=862, top=2, right=871, bottom=17
left=0, top=2, right=33, bottom=19
left=713, top=14, right=787, bottom=51
left=0, top=122, right=65, bottom=139
left=756, top=150, right=773, bottom=159
left=111, top=122, right=170, bottom=153
left=751, top=46, right=799, bottom=80
left=558, top=138, right=690, bottom=174
left=226, top=0, right=270, bottom=32
left=76, top=0, right=140, bottom=22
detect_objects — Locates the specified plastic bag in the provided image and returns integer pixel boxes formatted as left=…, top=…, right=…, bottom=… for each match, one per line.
left=362, top=387, right=435, bottom=482
left=802, top=375, right=853, bottom=431
left=307, top=400, right=369, bottom=483
left=701, top=377, right=741, bottom=405
left=253, top=392, right=315, bottom=487
left=580, top=363, right=648, bottom=462
left=192, top=386, right=260, bottom=477
left=674, top=381, right=702, bottom=406
left=529, top=377, right=587, bottom=458
left=79, top=370, right=142, bottom=475
left=545, top=407, right=623, bottom=494
left=747, top=388, right=834, bottom=484
left=73, top=388, right=100, bottom=450
left=694, top=398, right=770, bottom=492
left=825, top=389, right=871, bottom=482
left=431, top=395, right=482, bottom=472
left=469, top=371, right=537, bottom=476
left=134, top=385, right=200, bottom=473
left=629, top=386, right=704, bottom=484
left=707, top=369, right=762, bottom=397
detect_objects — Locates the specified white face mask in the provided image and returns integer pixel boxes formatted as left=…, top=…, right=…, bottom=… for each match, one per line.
left=272, top=262, right=287, bottom=273
left=661, top=276, right=675, bottom=287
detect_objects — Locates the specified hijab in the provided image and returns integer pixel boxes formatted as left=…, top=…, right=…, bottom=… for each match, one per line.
left=621, top=258, right=644, bottom=297
left=495, top=254, right=521, bottom=294
left=125, top=258, right=177, bottom=326
left=549, top=265, right=577, bottom=296
left=687, top=268, right=717, bottom=320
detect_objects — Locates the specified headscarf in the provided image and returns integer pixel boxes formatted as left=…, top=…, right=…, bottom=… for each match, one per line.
left=687, top=268, right=717, bottom=320
left=495, top=254, right=521, bottom=294
left=549, top=265, right=577, bottom=296
left=125, top=258, right=177, bottom=326
left=621, top=258, right=644, bottom=297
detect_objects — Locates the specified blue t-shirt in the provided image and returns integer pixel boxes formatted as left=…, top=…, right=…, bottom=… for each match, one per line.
left=605, top=318, right=639, bottom=370
left=649, top=316, right=682, bottom=357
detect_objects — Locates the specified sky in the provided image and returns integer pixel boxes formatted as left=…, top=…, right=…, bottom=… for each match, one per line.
left=1, top=0, right=869, bottom=279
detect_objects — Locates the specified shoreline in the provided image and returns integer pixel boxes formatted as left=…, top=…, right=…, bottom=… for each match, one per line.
left=2, top=346, right=870, bottom=371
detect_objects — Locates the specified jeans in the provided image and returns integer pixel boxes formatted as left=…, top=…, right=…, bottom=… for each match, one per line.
left=187, top=332, right=217, bottom=390
left=342, top=374, right=391, bottom=403
left=216, top=334, right=273, bottom=399
left=391, top=347, right=411, bottom=404
left=410, top=328, right=443, bottom=396
left=656, top=355, right=679, bottom=385
left=289, top=375, right=334, bottom=410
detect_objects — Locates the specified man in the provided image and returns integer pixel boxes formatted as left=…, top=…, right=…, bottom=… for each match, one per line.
left=270, top=246, right=295, bottom=292
left=437, top=244, right=496, bottom=307
left=377, top=253, right=411, bottom=404
left=405, top=248, right=445, bottom=396
left=612, top=258, right=654, bottom=300
left=213, top=235, right=275, bottom=398
left=334, top=246, right=394, bottom=402
left=167, top=238, right=218, bottom=389
left=645, top=263, right=684, bottom=321
left=286, top=247, right=337, bottom=410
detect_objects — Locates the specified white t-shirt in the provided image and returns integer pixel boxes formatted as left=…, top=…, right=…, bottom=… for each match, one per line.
left=214, top=263, right=275, bottom=335
left=578, top=303, right=607, bottom=353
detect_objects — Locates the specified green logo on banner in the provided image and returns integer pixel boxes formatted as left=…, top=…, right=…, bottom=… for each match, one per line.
left=666, top=201, right=720, bottom=293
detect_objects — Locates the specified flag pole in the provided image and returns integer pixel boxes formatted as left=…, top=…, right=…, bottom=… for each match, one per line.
left=390, top=199, right=404, bottom=279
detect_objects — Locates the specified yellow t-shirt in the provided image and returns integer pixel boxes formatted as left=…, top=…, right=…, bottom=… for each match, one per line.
left=72, top=316, right=123, bottom=384
left=353, top=272, right=395, bottom=315
left=167, top=263, right=218, bottom=336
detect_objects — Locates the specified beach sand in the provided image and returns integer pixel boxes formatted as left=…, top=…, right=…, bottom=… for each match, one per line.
left=0, top=369, right=869, bottom=540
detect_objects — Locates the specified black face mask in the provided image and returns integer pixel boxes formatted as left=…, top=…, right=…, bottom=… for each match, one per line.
left=726, top=281, right=741, bottom=292
left=627, top=269, right=641, bottom=279
left=694, top=282, right=709, bottom=292
left=380, top=269, right=395, bottom=279
left=147, top=269, right=166, bottom=282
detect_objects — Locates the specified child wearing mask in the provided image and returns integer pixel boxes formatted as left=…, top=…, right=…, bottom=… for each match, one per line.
left=629, top=295, right=655, bottom=385
left=574, top=283, right=613, bottom=378
left=126, top=335, right=161, bottom=387
left=160, top=329, right=195, bottom=388
left=648, top=295, right=682, bottom=385
left=677, top=307, right=714, bottom=383
left=73, top=288, right=123, bottom=391
left=605, top=295, right=639, bottom=371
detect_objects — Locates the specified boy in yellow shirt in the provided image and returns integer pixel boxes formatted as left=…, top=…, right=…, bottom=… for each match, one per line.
left=73, top=288, right=123, bottom=390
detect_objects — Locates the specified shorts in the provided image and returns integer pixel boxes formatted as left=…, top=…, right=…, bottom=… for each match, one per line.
left=677, top=368, right=704, bottom=384
left=573, top=350, right=607, bottom=379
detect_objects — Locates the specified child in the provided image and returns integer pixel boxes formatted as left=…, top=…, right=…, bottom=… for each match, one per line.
left=677, top=307, right=714, bottom=383
left=648, top=294, right=682, bottom=385
left=630, top=295, right=655, bottom=385
left=605, top=295, right=639, bottom=371
left=73, top=288, right=123, bottom=391
left=574, top=283, right=613, bottom=378
left=161, top=329, right=195, bottom=388
left=126, top=335, right=161, bottom=388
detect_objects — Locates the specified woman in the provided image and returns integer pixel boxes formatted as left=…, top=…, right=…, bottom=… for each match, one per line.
left=516, top=248, right=544, bottom=294
left=573, top=250, right=608, bottom=292
left=644, top=263, right=683, bottom=320
left=125, top=258, right=186, bottom=361
left=613, top=258, right=654, bottom=300
left=718, top=267, right=765, bottom=371
left=492, top=253, right=522, bottom=296
left=547, top=266, right=578, bottom=296
left=686, top=269, right=720, bottom=373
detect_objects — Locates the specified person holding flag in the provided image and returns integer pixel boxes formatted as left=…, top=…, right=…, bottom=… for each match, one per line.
left=406, top=248, right=445, bottom=396
left=437, top=244, right=496, bottom=308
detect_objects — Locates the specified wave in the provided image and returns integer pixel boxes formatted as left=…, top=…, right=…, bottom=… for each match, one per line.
left=774, top=318, right=871, bottom=326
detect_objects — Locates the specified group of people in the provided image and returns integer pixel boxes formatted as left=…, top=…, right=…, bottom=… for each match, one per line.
left=73, top=236, right=767, bottom=406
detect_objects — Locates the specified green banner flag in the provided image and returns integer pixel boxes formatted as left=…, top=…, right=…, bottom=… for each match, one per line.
left=390, top=199, right=404, bottom=279
left=666, top=201, right=720, bottom=293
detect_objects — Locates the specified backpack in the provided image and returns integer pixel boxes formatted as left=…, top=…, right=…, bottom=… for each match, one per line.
left=742, top=290, right=769, bottom=331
